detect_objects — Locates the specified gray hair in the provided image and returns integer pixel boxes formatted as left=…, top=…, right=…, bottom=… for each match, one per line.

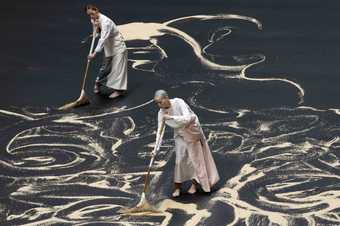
left=154, top=89, right=168, bottom=99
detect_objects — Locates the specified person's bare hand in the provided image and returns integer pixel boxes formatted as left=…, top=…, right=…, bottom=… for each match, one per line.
left=151, top=151, right=156, bottom=157
left=88, top=52, right=96, bottom=60
left=163, top=114, right=172, bottom=120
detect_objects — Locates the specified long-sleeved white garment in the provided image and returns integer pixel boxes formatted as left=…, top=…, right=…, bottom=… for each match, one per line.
left=157, top=98, right=220, bottom=192
left=91, top=13, right=128, bottom=92
left=92, top=13, right=126, bottom=57
left=157, top=98, right=196, bottom=138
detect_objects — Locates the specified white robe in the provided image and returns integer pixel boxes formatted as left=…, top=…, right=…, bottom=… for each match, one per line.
left=157, top=98, right=220, bottom=192
left=92, top=14, right=128, bottom=91
left=93, top=13, right=126, bottom=57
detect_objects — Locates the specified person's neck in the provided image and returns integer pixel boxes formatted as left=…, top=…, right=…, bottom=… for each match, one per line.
left=166, top=101, right=171, bottom=109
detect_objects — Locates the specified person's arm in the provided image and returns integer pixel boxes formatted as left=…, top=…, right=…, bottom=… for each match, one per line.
left=156, top=111, right=163, bottom=143
left=89, top=19, right=98, bottom=36
left=94, top=19, right=113, bottom=53
left=169, top=99, right=195, bottom=127
left=87, top=20, right=101, bottom=60
left=153, top=111, right=165, bottom=155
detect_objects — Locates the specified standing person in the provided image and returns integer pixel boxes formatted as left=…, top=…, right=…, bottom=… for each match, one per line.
left=85, top=4, right=128, bottom=98
left=154, top=90, right=220, bottom=197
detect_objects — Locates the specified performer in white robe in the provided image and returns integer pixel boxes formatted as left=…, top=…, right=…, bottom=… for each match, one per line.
left=86, top=4, right=128, bottom=98
left=154, top=90, right=220, bottom=197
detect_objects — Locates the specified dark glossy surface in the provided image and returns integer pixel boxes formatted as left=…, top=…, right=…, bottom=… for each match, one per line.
left=1, top=1, right=340, bottom=225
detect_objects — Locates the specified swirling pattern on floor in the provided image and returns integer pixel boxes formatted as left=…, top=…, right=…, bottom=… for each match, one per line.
left=1, top=13, right=339, bottom=226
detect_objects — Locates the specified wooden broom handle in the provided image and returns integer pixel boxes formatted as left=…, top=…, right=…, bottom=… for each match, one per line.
left=143, top=120, right=166, bottom=193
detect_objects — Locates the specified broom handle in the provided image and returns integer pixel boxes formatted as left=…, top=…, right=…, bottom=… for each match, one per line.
left=143, top=120, right=166, bottom=193
left=80, top=60, right=91, bottom=91
left=80, top=29, right=97, bottom=91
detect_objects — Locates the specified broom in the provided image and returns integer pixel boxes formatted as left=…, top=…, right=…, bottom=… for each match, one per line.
left=58, top=29, right=97, bottom=110
left=119, top=120, right=166, bottom=214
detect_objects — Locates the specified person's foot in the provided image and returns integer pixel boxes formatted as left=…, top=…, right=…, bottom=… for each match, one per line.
left=187, top=184, right=197, bottom=194
left=93, top=84, right=99, bottom=94
left=109, top=91, right=121, bottom=99
left=172, top=189, right=180, bottom=197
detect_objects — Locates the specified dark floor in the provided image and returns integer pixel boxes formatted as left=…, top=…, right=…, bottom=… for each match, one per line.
left=1, top=0, right=340, bottom=225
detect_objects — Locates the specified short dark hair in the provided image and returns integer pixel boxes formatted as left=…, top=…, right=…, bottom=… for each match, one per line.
left=84, top=4, right=99, bottom=13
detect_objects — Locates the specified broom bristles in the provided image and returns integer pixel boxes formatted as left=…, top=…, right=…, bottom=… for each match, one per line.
left=58, top=95, right=90, bottom=110
left=118, top=192, right=161, bottom=215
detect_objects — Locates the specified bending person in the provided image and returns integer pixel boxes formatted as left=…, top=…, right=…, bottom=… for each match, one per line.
left=154, top=90, right=220, bottom=197
left=85, top=4, right=128, bottom=98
